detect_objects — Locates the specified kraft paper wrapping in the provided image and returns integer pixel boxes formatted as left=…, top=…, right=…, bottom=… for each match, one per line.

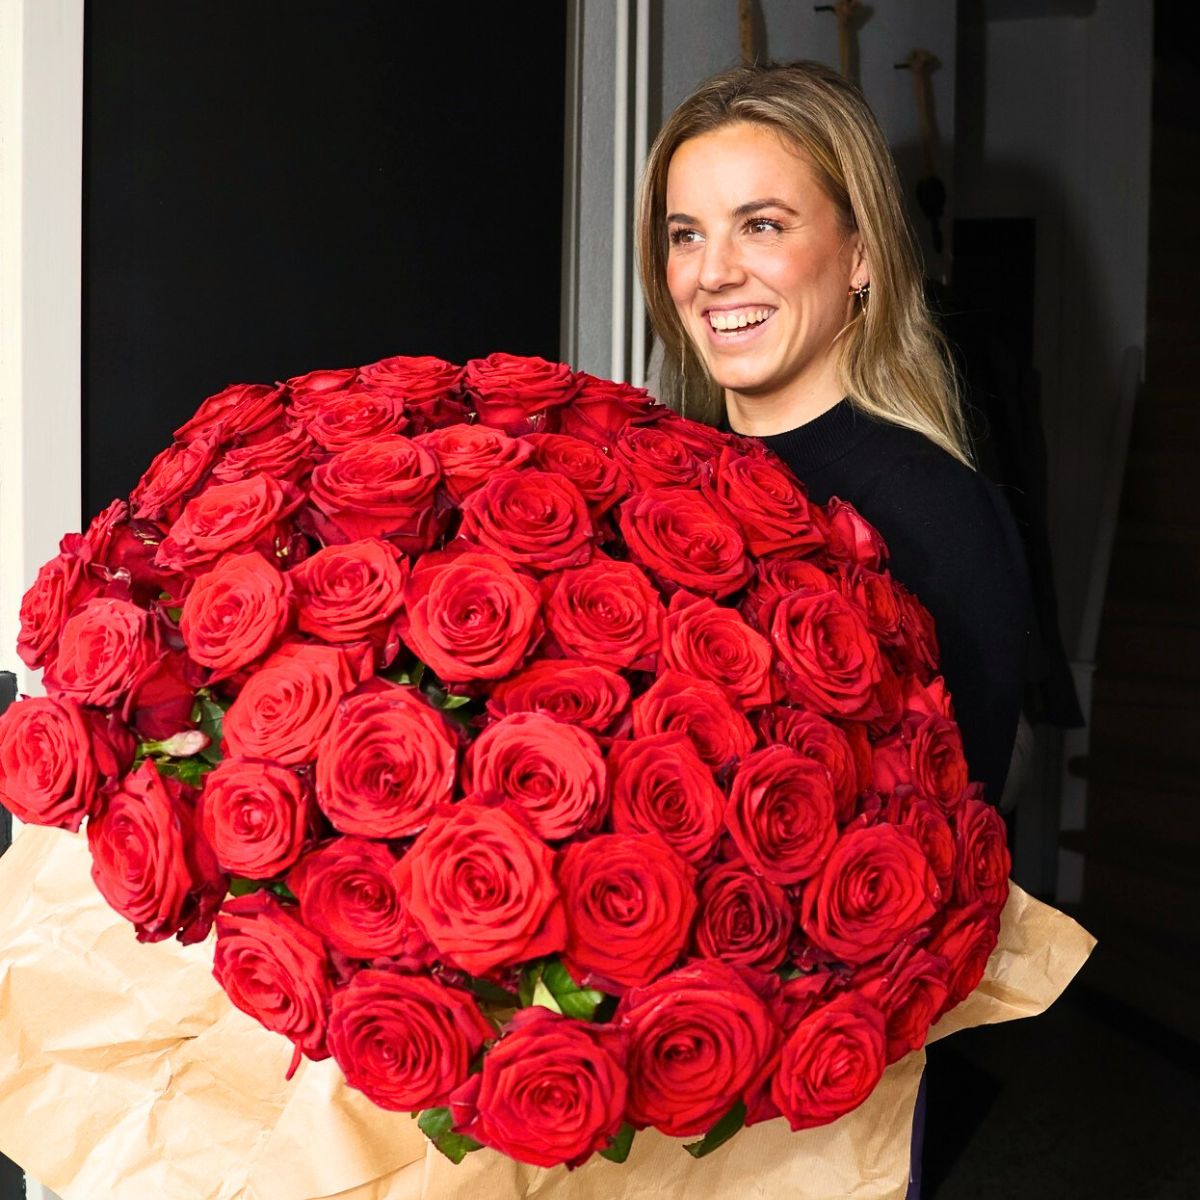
left=0, top=826, right=1095, bottom=1200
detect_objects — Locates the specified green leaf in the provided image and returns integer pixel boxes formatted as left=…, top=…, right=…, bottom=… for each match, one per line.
left=439, top=693, right=472, bottom=710
left=683, top=1102, right=746, bottom=1159
left=432, top=1131, right=482, bottom=1165
left=228, top=877, right=263, bottom=898
left=517, top=961, right=542, bottom=1009
left=165, top=605, right=183, bottom=623
left=599, top=1122, right=635, bottom=1163
left=462, top=976, right=519, bottom=1008
left=156, top=757, right=212, bottom=788
left=268, top=881, right=297, bottom=902
left=541, top=959, right=606, bottom=1021
left=381, top=661, right=426, bottom=687
left=417, top=1108, right=454, bottom=1141
left=531, top=977, right=563, bottom=1014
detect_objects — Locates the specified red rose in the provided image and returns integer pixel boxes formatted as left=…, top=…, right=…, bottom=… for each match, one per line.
left=305, top=389, right=409, bottom=452
left=619, top=487, right=750, bottom=598
left=463, top=352, right=578, bottom=434
left=285, top=366, right=358, bottom=411
left=487, top=659, right=631, bottom=735
left=631, top=669, right=756, bottom=770
left=610, top=422, right=704, bottom=489
left=741, top=557, right=832, bottom=634
left=769, top=993, right=886, bottom=1130
left=465, top=712, right=607, bottom=841
left=356, top=354, right=468, bottom=431
left=180, top=551, right=291, bottom=678
left=542, top=557, right=663, bottom=670
left=524, top=432, right=632, bottom=516
left=289, top=538, right=407, bottom=650
left=458, top=469, right=594, bottom=572
left=824, top=496, right=888, bottom=569
left=43, top=597, right=156, bottom=707
left=692, top=860, right=793, bottom=971
left=399, top=550, right=542, bottom=683
left=927, top=901, right=1002, bottom=1014
left=222, top=642, right=363, bottom=764
left=414, top=423, right=534, bottom=501
left=558, top=373, right=656, bottom=441
left=289, top=838, right=429, bottom=963
left=213, top=891, right=333, bottom=1062
left=609, top=732, right=725, bottom=865
left=308, top=436, right=444, bottom=550
left=211, top=425, right=317, bottom=485
left=871, top=713, right=969, bottom=816
left=328, top=970, right=492, bottom=1111
left=174, top=382, right=286, bottom=445
left=557, top=832, right=696, bottom=990
left=198, top=758, right=313, bottom=878
left=725, top=745, right=837, bottom=885
left=708, top=447, right=827, bottom=557
left=616, top=959, right=778, bottom=1136
left=800, top=825, right=941, bottom=965
left=16, top=543, right=103, bottom=670
left=772, top=969, right=851, bottom=1033
left=856, top=944, right=951, bottom=1063
left=893, top=583, right=940, bottom=676
left=770, top=587, right=885, bottom=721
left=758, top=707, right=868, bottom=824
left=661, top=590, right=774, bottom=708
left=952, top=796, right=1011, bottom=910
left=450, top=1007, right=627, bottom=1168
left=0, top=696, right=102, bottom=831
left=879, top=790, right=956, bottom=892
left=840, top=564, right=903, bottom=643
left=155, top=474, right=302, bottom=574
left=316, top=684, right=458, bottom=838
left=395, top=802, right=566, bottom=975
left=88, top=760, right=225, bottom=944
left=129, top=435, right=219, bottom=522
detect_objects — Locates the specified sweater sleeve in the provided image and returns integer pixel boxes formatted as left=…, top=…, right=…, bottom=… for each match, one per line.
left=854, top=452, right=1032, bottom=804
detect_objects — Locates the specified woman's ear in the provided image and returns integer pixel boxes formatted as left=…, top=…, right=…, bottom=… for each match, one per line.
left=848, top=233, right=869, bottom=291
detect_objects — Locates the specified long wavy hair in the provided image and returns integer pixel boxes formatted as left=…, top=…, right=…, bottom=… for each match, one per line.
left=636, top=60, right=971, bottom=466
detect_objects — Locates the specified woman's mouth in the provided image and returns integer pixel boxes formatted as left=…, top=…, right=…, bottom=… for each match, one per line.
left=704, top=307, right=776, bottom=340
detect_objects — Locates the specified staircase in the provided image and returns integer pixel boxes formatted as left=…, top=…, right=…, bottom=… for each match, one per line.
left=1072, top=22, right=1200, bottom=1043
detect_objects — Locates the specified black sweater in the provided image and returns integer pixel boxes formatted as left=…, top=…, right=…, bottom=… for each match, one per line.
left=748, top=398, right=1032, bottom=804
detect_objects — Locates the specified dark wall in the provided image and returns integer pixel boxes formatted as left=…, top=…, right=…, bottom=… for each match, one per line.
left=84, top=3, right=567, bottom=519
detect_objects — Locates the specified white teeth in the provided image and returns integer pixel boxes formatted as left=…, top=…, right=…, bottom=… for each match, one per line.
left=708, top=308, right=772, bottom=331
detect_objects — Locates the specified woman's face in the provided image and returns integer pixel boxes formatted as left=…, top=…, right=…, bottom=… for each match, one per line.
left=664, top=122, right=866, bottom=420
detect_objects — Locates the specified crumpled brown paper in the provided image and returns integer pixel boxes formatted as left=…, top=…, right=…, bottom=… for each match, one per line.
left=0, top=826, right=1094, bottom=1200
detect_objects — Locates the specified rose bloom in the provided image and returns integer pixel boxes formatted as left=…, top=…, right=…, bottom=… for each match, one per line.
left=769, top=993, right=887, bottom=1130
left=558, top=373, right=656, bottom=441
left=740, top=556, right=832, bottom=634
left=487, top=659, right=631, bottom=735
left=758, top=706, right=868, bottom=824
left=88, top=761, right=225, bottom=945
left=557, top=832, right=697, bottom=991
left=524, top=432, right=632, bottom=516
left=824, top=497, right=888, bottom=570
left=173, top=381, right=286, bottom=444
left=839, top=563, right=903, bottom=644
left=855, top=943, right=951, bottom=1063
left=450, top=1007, right=627, bottom=1168
left=458, top=469, right=594, bottom=572
left=289, top=838, right=428, bottom=962
left=692, top=859, right=793, bottom=971
left=463, top=351, right=578, bottom=434
left=414, top=422, right=534, bottom=501
left=632, top=669, right=756, bottom=770
left=399, top=549, right=542, bottom=683
left=800, top=824, right=941, bottom=965
left=661, top=590, right=774, bottom=708
left=872, top=713, right=970, bottom=816
left=179, top=551, right=291, bottom=678
left=43, top=596, right=156, bottom=708
left=16, top=542, right=103, bottom=670
left=616, top=959, right=779, bottom=1136
left=198, top=757, right=312, bottom=878
left=927, top=901, right=1002, bottom=1014
left=213, top=891, right=333, bottom=1064
left=316, top=684, right=458, bottom=839
left=328, top=970, right=492, bottom=1111
left=304, top=388, right=409, bottom=452
left=129, top=435, right=219, bottom=522
left=543, top=557, right=663, bottom=670
left=356, top=353, right=468, bottom=430
left=610, top=421, right=703, bottom=489
left=880, top=789, right=956, bottom=893
left=395, top=802, right=566, bottom=976
left=285, top=365, right=357, bottom=411
left=725, top=745, right=838, bottom=884
left=222, top=642, right=364, bottom=764
left=0, top=696, right=102, bottom=831
left=289, top=538, right=408, bottom=647
left=211, top=425, right=317, bottom=485
left=155, top=473, right=302, bottom=575
left=952, top=796, right=1012, bottom=910
left=609, top=732, right=725, bottom=864
left=708, top=445, right=827, bottom=557
left=465, top=712, right=607, bottom=841
left=308, top=435, right=444, bottom=550
left=619, top=486, right=751, bottom=598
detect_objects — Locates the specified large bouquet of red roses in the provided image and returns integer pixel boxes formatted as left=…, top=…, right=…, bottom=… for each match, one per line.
left=0, top=352, right=1010, bottom=1170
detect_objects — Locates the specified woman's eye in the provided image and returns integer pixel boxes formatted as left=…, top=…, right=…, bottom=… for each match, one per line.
left=746, top=217, right=782, bottom=234
left=668, top=227, right=700, bottom=246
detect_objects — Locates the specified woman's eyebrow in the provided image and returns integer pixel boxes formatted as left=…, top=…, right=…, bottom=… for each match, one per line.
left=665, top=198, right=800, bottom=225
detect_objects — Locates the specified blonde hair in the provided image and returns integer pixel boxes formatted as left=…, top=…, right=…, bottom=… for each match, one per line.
left=636, top=60, right=972, bottom=466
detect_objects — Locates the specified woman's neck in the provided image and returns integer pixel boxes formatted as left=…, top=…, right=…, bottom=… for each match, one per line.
left=723, top=368, right=848, bottom=436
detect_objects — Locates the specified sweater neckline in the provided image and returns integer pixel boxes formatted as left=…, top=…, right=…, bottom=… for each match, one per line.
left=727, top=397, right=880, bottom=476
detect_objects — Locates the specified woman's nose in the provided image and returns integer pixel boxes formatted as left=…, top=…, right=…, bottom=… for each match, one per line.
left=697, top=235, right=745, bottom=292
